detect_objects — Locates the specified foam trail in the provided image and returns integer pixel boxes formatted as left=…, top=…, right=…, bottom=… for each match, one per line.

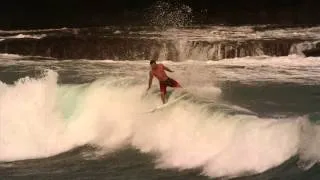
left=0, top=70, right=318, bottom=179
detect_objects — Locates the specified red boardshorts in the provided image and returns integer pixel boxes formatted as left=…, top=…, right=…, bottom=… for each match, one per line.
left=159, top=78, right=181, bottom=94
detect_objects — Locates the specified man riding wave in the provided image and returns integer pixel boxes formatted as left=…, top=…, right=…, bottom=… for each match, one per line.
left=147, top=60, right=182, bottom=104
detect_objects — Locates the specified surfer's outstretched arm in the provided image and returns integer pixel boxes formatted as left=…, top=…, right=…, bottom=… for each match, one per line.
left=147, top=71, right=153, bottom=90
left=164, top=66, right=174, bottom=72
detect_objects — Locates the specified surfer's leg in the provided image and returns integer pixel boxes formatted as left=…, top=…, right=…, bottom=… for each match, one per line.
left=161, top=92, right=166, bottom=104
left=160, top=82, right=167, bottom=104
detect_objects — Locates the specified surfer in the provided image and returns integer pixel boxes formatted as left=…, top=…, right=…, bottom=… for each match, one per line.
left=147, top=60, right=182, bottom=104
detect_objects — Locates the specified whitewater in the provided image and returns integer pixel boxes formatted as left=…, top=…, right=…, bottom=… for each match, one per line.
left=1, top=55, right=320, bottom=179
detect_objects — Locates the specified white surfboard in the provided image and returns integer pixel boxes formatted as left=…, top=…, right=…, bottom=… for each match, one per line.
left=146, top=94, right=188, bottom=113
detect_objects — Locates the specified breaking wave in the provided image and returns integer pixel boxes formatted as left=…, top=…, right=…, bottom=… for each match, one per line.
left=0, top=70, right=319, bottom=178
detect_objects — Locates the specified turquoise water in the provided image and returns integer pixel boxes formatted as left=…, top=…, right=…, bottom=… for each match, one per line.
left=56, top=84, right=89, bottom=120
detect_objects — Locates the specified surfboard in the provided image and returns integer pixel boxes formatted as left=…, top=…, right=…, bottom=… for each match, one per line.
left=146, top=94, right=188, bottom=113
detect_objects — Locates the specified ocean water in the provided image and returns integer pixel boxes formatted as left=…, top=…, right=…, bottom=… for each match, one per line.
left=1, top=26, right=320, bottom=180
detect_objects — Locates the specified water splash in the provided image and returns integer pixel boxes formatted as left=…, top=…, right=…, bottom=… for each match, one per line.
left=145, top=1, right=193, bottom=28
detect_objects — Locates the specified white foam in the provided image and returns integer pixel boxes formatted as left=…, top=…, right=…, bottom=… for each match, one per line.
left=290, top=41, right=320, bottom=55
left=0, top=25, right=319, bottom=42
left=132, top=26, right=320, bottom=41
left=3, top=34, right=47, bottom=39
left=0, top=53, right=22, bottom=59
left=0, top=70, right=318, bottom=178
left=0, top=28, right=73, bottom=34
left=0, top=71, right=70, bottom=160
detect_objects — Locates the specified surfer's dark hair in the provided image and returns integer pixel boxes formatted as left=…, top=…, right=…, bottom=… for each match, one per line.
left=150, top=60, right=156, bottom=64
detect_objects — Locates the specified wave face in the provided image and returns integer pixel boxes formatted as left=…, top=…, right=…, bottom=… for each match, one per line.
left=1, top=70, right=320, bottom=178
left=0, top=26, right=320, bottom=61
